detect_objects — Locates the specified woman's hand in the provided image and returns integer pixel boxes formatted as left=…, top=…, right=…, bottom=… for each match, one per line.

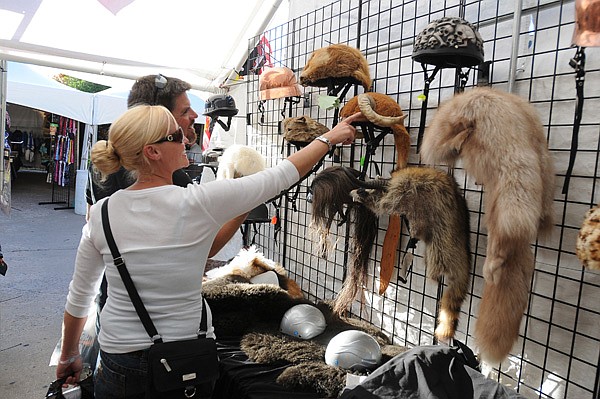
left=322, top=112, right=366, bottom=146
left=56, top=353, right=83, bottom=385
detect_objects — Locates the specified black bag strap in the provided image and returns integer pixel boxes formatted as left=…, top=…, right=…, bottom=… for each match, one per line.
left=100, top=199, right=209, bottom=344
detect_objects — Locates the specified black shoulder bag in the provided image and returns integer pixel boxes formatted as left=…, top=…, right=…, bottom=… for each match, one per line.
left=101, top=199, right=219, bottom=398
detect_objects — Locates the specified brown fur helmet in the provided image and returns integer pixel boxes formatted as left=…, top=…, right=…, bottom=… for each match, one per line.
left=572, top=0, right=600, bottom=47
left=576, top=205, right=600, bottom=270
left=340, top=92, right=410, bottom=169
left=299, top=44, right=372, bottom=91
left=281, top=115, right=329, bottom=144
left=259, top=67, right=303, bottom=101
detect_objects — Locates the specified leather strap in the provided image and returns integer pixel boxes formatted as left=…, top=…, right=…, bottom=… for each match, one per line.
left=562, top=46, right=586, bottom=195
left=101, top=199, right=210, bottom=343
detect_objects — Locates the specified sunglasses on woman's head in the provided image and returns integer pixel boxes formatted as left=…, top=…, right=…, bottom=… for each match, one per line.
left=152, top=126, right=184, bottom=144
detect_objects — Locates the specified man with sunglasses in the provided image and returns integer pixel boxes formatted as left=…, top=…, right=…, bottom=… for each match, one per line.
left=85, top=75, right=250, bottom=332
left=87, top=74, right=247, bottom=252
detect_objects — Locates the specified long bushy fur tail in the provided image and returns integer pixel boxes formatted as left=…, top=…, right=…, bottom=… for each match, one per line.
left=333, top=205, right=378, bottom=316
left=475, top=243, right=534, bottom=364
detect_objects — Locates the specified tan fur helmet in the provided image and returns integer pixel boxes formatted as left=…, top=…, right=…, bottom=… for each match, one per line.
left=572, top=0, right=600, bottom=47
left=413, top=16, right=484, bottom=68
left=259, top=67, right=303, bottom=100
left=281, top=115, right=329, bottom=144
left=299, top=44, right=371, bottom=91
left=340, top=93, right=407, bottom=127
left=340, top=92, right=410, bottom=168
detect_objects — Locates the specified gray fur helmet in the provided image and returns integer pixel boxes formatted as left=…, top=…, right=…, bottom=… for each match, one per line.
left=280, top=304, right=327, bottom=340
left=412, top=16, right=484, bottom=68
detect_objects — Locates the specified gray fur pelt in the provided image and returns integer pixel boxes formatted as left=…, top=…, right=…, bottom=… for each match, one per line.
left=419, top=87, right=555, bottom=364
left=308, top=166, right=379, bottom=316
left=351, top=166, right=472, bottom=342
left=203, top=274, right=311, bottom=337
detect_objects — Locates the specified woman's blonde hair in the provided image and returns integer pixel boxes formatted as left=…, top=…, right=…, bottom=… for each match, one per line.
left=91, top=105, right=177, bottom=180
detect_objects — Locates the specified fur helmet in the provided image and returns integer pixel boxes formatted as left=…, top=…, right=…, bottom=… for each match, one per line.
left=576, top=205, right=600, bottom=270
left=216, top=144, right=266, bottom=180
left=340, top=92, right=410, bottom=169
left=299, top=44, right=372, bottom=91
left=259, top=67, right=303, bottom=100
left=281, top=115, right=329, bottom=144
left=572, top=0, right=600, bottom=47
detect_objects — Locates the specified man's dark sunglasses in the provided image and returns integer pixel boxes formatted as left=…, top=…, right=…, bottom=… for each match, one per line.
left=152, top=126, right=184, bottom=144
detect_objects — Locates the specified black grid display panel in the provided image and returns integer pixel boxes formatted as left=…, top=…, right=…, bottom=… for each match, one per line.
left=243, top=1, right=599, bottom=397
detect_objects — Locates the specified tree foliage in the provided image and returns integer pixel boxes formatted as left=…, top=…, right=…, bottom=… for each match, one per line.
left=53, top=74, right=110, bottom=93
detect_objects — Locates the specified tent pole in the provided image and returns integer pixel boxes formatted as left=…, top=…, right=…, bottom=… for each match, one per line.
left=0, top=59, right=7, bottom=203
left=0, top=51, right=218, bottom=93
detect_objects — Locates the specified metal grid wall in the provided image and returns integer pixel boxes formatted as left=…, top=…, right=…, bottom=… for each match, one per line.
left=243, top=1, right=599, bottom=397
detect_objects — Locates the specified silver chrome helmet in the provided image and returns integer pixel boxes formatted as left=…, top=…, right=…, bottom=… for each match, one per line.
left=280, top=304, right=327, bottom=340
left=324, top=330, right=382, bottom=372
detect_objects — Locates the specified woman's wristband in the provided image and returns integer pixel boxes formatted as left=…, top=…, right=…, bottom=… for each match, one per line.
left=58, top=354, right=81, bottom=365
left=315, top=135, right=333, bottom=152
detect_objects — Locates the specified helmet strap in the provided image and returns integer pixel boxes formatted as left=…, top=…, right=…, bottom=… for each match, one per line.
left=456, top=68, right=470, bottom=92
left=326, top=81, right=353, bottom=127
left=562, top=46, right=587, bottom=195
left=416, top=64, right=441, bottom=152
left=216, top=116, right=233, bottom=132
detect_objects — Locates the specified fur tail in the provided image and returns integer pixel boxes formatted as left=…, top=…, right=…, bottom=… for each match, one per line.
left=333, top=205, right=378, bottom=316
left=435, top=272, right=470, bottom=340
left=391, top=124, right=411, bottom=170
left=427, top=222, right=471, bottom=341
left=475, top=243, right=534, bottom=364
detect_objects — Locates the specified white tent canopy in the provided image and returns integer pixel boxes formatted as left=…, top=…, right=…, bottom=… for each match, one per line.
left=5, top=61, right=206, bottom=126
left=7, top=61, right=94, bottom=124
left=0, top=0, right=288, bottom=92
left=0, top=0, right=290, bottom=215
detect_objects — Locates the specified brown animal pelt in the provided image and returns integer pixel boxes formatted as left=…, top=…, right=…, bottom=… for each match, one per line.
left=282, top=115, right=330, bottom=144
left=340, top=92, right=410, bottom=169
left=308, top=166, right=378, bottom=315
left=419, top=87, right=555, bottom=364
left=576, top=205, right=600, bottom=270
left=351, top=167, right=472, bottom=341
left=300, top=44, right=372, bottom=91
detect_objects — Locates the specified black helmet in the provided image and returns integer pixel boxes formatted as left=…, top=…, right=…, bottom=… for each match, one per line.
left=203, top=94, right=239, bottom=118
left=412, top=16, right=484, bottom=68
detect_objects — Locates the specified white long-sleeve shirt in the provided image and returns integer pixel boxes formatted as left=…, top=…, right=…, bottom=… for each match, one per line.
left=66, top=160, right=298, bottom=353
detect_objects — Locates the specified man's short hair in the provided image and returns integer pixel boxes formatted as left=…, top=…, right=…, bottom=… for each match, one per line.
left=127, top=75, right=192, bottom=111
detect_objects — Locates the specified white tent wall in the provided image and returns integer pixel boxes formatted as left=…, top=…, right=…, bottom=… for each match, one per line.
left=6, top=62, right=95, bottom=125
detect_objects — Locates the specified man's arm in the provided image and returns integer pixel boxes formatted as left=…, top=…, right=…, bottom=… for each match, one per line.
left=208, top=213, right=249, bottom=257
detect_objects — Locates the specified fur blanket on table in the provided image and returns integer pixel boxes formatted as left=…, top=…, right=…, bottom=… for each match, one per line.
left=202, top=248, right=409, bottom=398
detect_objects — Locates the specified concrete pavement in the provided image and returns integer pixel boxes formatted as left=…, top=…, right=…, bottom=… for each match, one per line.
left=0, top=170, right=86, bottom=398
